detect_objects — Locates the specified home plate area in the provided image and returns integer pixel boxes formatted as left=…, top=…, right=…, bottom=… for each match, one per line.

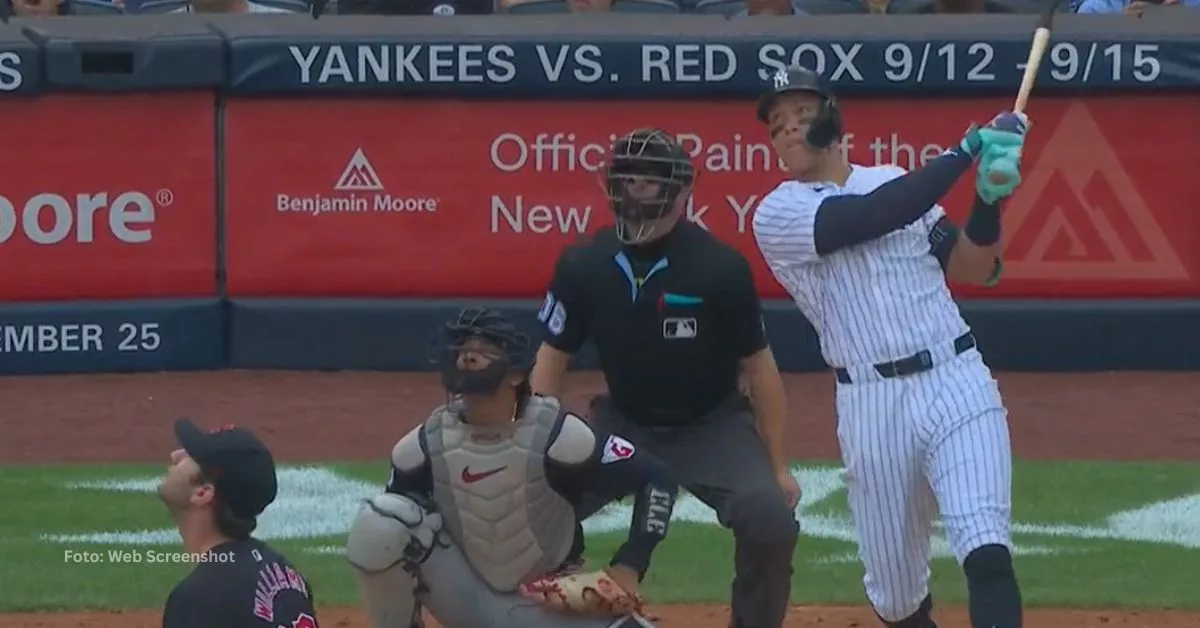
left=2, top=370, right=1199, bottom=628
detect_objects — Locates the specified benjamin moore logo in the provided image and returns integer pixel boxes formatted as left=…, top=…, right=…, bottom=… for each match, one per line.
left=0, top=51, right=24, bottom=92
left=334, top=148, right=385, bottom=192
left=275, top=148, right=439, bottom=216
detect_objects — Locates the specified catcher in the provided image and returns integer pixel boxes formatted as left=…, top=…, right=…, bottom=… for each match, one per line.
left=346, top=307, right=678, bottom=628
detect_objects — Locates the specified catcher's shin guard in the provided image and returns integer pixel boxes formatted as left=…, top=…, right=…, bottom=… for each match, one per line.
left=346, top=493, right=443, bottom=628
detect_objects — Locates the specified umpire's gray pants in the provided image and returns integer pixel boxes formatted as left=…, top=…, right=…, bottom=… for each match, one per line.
left=581, top=395, right=799, bottom=628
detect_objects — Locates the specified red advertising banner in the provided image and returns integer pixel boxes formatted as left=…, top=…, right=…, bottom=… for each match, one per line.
left=224, top=96, right=1200, bottom=299
left=0, top=94, right=217, bottom=301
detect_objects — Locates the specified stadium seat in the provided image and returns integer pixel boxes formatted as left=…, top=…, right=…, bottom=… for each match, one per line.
left=797, top=0, right=870, bottom=12
left=613, top=0, right=679, bottom=11
left=502, top=0, right=570, bottom=12
left=69, top=0, right=126, bottom=13
left=254, top=0, right=304, bottom=9
left=897, top=0, right=1050, bottom=11
left=135, top=0, right=185, bottom=10
left=504, top=0, right=677, bottom=11
left=692, top=0, right=740, bottom=14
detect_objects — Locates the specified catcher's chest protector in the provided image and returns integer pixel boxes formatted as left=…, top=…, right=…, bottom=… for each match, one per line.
left=425, top=396, right=577, bottom=592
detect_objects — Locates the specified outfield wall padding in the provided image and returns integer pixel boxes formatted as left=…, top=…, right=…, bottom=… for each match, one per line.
left=228, top=298, right=1200, bottom=372
left=0, top=299, right=226, bottom=375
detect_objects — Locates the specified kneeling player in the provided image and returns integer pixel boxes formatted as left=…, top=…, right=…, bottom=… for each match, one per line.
left=346, top=307, right=678, bottom=628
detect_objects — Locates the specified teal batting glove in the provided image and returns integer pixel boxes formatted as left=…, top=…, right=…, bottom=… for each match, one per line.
left=957, top=124, right=985, bottom=159
left=959, top=112, right=1030, bottom=160
left=976, top=144, right=1023, bottom=204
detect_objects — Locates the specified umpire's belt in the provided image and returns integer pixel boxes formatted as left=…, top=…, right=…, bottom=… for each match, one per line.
left=834, top=332, right=976, bottom=385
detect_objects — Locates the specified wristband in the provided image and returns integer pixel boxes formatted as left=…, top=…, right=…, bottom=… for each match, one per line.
left=964, top=195, right=1001, bottom=246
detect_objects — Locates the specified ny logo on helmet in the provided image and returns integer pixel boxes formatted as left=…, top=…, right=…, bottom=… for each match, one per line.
left=772, top=69, right=790, bottom=90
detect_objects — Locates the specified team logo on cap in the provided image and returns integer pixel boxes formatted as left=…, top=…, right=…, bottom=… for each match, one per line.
left=207, top=424, right=237, bottom=434
left=772, top=68, right=790, bottom=89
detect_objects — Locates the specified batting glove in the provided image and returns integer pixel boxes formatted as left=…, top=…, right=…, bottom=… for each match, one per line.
left=976, top=144, right=1023, bottom=204
left=958, top=111, right=1030, bottom=159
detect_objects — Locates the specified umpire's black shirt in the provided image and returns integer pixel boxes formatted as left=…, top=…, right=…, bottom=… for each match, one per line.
left=540, top=221, right=768, bottom=425
left=162, top=538, right=318, bottom=628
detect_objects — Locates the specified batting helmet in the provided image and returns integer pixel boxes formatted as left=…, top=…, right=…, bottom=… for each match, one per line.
left=604, top=128, right=695, bottom=245
left=430, top=307, right=532, bottom=395
left=756, top=66, right=843, bottom=150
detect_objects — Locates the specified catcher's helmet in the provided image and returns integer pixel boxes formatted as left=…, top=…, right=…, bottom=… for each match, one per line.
left=756, top=66, right=843, bottom=150
left=604, top=128, right=695, bottom=245
left=430, top=307, right=531, bottom=395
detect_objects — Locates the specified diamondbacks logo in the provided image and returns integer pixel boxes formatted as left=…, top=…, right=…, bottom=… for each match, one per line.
left=334, top=148, right=384, bottom=192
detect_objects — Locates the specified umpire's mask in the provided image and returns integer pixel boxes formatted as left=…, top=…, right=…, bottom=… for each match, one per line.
left=604, top=129, right=695, bottom=245
left=429, top=307, right=531, bottom=397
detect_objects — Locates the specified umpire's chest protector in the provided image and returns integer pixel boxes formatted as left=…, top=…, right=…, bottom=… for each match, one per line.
left=424, top=396, right=577, bottom=592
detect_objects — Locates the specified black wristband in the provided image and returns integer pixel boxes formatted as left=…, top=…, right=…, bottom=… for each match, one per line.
left=964, top=195, right=1002, bottom=246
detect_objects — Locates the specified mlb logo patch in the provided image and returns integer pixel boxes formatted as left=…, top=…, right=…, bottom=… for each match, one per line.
left=662, top=318, right=697, bottom=339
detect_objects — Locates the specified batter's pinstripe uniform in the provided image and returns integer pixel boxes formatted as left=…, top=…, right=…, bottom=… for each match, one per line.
left=752, top=164, right=1013, bottom=622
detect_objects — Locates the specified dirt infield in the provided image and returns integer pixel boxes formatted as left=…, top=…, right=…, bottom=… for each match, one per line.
left=2, top=370, right=1198, bottom=628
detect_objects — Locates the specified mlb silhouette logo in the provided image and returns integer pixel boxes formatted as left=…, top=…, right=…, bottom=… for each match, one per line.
left=662, top=318, right=697, bottom=339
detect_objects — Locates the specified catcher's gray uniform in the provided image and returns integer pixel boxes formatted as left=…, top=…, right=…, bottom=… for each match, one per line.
left=346, top=395, right=677, bottom=628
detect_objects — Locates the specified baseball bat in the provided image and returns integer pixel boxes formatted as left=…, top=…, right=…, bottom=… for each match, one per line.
left=1013, top=5, right=1059, bottom=114
left=986, top=0, right=1064, bottom=185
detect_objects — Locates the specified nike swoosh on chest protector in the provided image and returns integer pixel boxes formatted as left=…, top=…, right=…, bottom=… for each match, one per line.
left=460, top=466, right=507, bottom=483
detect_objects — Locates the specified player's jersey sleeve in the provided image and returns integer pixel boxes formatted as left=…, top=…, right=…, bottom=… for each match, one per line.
left=921, top=202, right=949, bottom=232
left=537, top=246, right=590, bottom=354
left=717, top=251, right=769, bottom=358
left=871, top=164, right=950, bottom=233
left=868, top=164, right=948, bottom=233
left=386, top=425, right=434, bottom=500
left=544, top=414, right=678, bottom=578
left=752, top=183, right=825, bottom=270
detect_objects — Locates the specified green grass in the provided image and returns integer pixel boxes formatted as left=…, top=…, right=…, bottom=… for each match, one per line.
left=2, top=460, right=1199, bottom=611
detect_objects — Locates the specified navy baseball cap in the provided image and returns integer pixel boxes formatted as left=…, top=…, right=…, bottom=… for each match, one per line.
left=174, top=418, right=278, bottom=520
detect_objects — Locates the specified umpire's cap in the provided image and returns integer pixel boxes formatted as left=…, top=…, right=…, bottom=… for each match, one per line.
left=756, top=65, right=843, bottom=150
left=174, top=418, right=278, bottom=519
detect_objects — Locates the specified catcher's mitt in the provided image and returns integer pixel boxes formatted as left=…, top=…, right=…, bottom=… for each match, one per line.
left=518, top=568, right=644, bottom=617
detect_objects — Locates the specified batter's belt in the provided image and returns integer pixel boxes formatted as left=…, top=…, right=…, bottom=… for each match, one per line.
left=834, top=332, right=976, bottom=385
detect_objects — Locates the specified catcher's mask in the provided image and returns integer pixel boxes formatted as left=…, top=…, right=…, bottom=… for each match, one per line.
left=603, top=128, right=695, bottom=245
left=429, top=307, right=531, bottom=396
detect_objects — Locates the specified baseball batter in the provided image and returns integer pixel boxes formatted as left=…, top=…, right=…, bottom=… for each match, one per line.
left=749, top=66, right=1027, bottom=628
left=346, top=307, right=678, bottom=628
